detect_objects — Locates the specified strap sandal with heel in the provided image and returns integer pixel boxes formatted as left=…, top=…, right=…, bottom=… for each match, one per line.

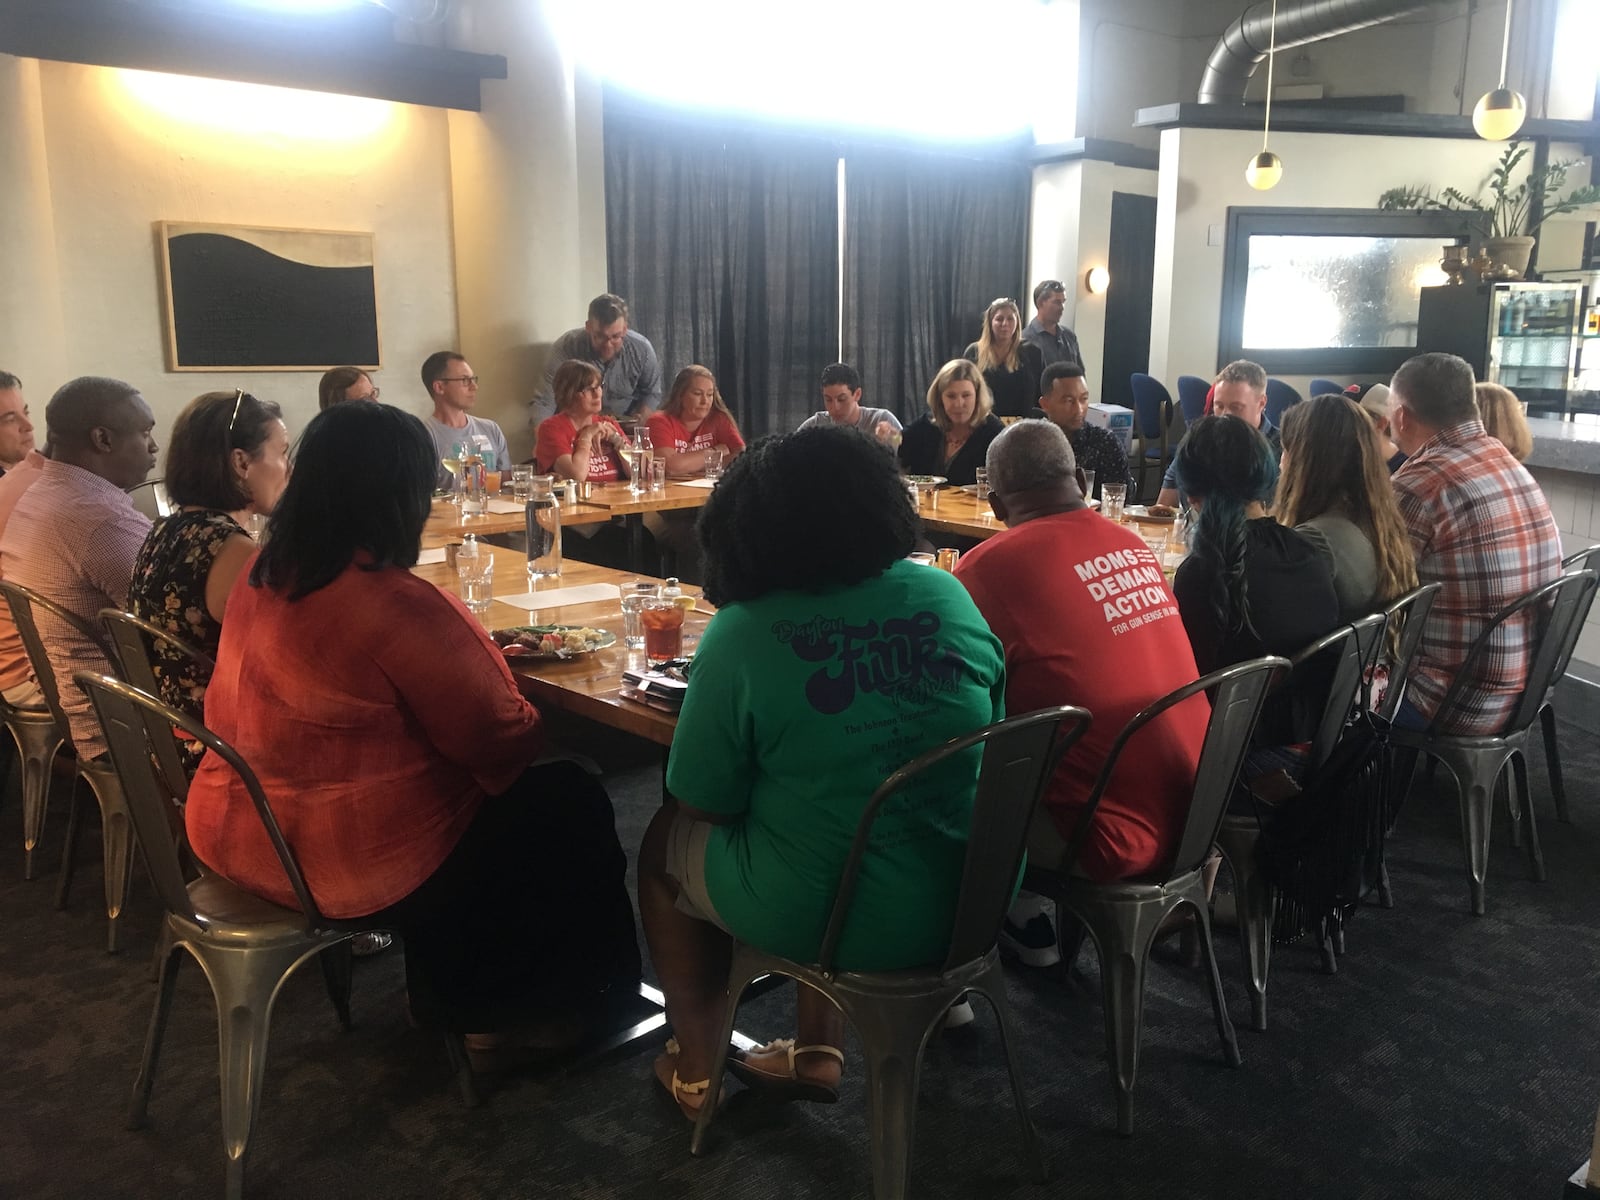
left=728, top=1037, right=843, bottom=1104
left=655, top=1037, right=712, bottom=1121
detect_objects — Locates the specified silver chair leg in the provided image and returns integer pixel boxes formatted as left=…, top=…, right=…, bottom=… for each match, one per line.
left=1193, top=899, right=1242, bottom=1070
left=83, top=768, right=135, bottom=954
left=1539, top=704, right=1569, bottom=823
left=845, top=993, right=941, bottom=1200
left=690, top=961, right=761, bottom=1157
left=11, top=718, right=62, bottom=880
left=128, top=935, right=186, bottom=1130
left=1218, top=826, right=1273, bottom=1032
left=970, top=963, right=1047, bottom=1185
left=1511, top=752, right=1545, bottom=883
left=1432, top=746, right=1514, bottom=916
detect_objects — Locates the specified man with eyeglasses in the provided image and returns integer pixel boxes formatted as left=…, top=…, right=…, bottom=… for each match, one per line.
left=1021, top=280, right=1083, bottom=371
left=421, top=350, right=511, bottom=491
left=530, top=293, right=663, bottom=428
left=0, top=376, right=157, bottom=753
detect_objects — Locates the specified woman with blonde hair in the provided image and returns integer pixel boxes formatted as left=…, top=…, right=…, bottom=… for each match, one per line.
left=897, top=358, right=1006, bottom=486
left=1276, top=394, right=1418, bottom=620
left=963, top=296, right=1044, bottom=418
left=1475, top=382, right=1533, bottom=462
left=647, top=365, right=746, bottom=477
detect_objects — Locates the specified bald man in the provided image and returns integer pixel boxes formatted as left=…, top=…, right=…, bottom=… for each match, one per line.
left=0, top=376, right=158, bottom=757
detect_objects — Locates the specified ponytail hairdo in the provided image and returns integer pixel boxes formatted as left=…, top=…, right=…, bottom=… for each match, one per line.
left=1171, top=415, right=1279, bottom=638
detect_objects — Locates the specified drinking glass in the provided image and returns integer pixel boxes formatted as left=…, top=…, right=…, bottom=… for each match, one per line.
left=460, top=453, right=486, bottom=516
left=1081, top=469, right=1096, bottom=502
left=511, top=466, right=534, bottom=503
left=458, top=554, right=494, bottom=614
left=1101, top=482, right=1127, bottom=522
left=704, top=446, right=725, bottom=480
left=526, top=476, right=562, bottom=581
left=908, top=552, right=936, bottom=566
left=620, top=580, right=657, bottom=649
left=246, top=512, right=268, bottom=543
left=640, top=597, right=685, bottom=664
left=649, top=457, right=667, bottom=492
left=484, top=469, right=502, bottom=495
left=973, top=468, right=989, bottom=504
left=628, top=447, right=649, bottom=496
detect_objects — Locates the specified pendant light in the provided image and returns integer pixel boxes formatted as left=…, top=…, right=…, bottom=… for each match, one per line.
left=1245, top=0, right=1283, bottom=190
left=1472, top=0, right=1526, bottom=140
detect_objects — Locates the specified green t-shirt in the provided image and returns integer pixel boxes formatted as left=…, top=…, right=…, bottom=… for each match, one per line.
left=666, top=558, right=1006, bottom=971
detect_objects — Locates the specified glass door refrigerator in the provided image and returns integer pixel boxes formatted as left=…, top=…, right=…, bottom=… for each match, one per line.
left=1417, top=281, right=1585, bottom=418
left=1539, top=269, right=1600, bottom=418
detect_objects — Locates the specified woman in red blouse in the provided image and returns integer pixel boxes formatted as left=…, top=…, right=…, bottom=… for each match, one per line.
left=534, top=361, right=633, bottom=483
left=646, top=365, right=745, bottom=478
left=185, top=403, right=639, bottom=1044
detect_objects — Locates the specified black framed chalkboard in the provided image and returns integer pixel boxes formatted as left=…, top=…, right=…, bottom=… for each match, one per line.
left=156, top=222, right=381, bottom=371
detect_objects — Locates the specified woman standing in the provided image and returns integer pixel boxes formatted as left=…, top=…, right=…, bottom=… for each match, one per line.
left=637, top=425, right=1004, bottom=1117
left=646, top=365, right=745, bottom=477
left=898, top=359, right=1005, bottom=487
left=534, top=360, right=633, bottom=483
left=184, top=403, right=639, bottom=1053
left=963, top=297, right=1044, bottom=418
left=1276, top=394, right=1417, bottom=621
left=128, top=390, right=289, bottom=770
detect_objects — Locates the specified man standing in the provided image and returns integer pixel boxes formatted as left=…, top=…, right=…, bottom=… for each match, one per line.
left=0, top=372, right=37, bottom=475
left=953, top=420, right=1208, bottom=964
left=0, top=377, right=157, bottom=758
left=1033, top=361, right=1131, bottom=493
left=796, top=363, right=902, bottom=444
left=1021, top=280, right=1082, bottom=370
left=422, top=351, right=511, bottom=491
left=1157, top=359, right=1280, bottom=508
left=1388, top=352, right=1562, bottom=734
left=531, top=293, right=663, bottom=427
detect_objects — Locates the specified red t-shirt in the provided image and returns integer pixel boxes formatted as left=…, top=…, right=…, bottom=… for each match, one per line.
left=646, top=410, right=746, bottom=457
left=954, top=509, right=1210, bottom=882
left=534, top=412, right=629, bottom=482
left=185, top=560, right=545, bottom=918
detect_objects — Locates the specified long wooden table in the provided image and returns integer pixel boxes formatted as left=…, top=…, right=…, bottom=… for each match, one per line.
left=564, top=480, right=715, bottom=572
left=914, top=485, right=1005, bottom=541
left=423, top=496, right=611, bottom=544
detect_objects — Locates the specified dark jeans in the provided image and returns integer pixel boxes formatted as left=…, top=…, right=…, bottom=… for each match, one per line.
left=370, top=759, right=642, bottom=1033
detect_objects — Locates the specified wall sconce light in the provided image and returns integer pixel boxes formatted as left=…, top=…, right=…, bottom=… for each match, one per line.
left=1243, top=0, right=1284, bottom=191
left=1472, top=0, right=1527, bottom=140
left=1085, top=266, right=1110, bottom=294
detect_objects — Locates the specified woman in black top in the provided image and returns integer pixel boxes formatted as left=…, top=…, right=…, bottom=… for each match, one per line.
left=1171, top=415, right=1339, bottom=689
left=898, top=358, right=1005, bottom=486
left=963, top=297, right=1044, bottom=418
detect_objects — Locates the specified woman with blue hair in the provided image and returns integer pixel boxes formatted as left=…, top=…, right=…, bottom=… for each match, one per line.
left=1170, top=414, right=1338, bottom=676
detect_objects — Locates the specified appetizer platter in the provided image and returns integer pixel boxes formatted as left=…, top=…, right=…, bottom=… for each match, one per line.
left=1124, top=503, right=1179, bottom=524
left=905, top=474, right=948, bottom=489
left=492, top=625, right=617, bottom=659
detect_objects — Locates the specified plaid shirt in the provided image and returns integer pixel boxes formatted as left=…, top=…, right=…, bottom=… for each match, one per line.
left=0, top=460, right=151, bottom=758
left=1392, top=420, right=1561, bottom=734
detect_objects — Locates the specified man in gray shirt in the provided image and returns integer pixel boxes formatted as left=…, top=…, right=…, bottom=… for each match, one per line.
left=1020, top=279, right=1083, bottom=370
left=530, top=293, right=663, bottom=428
left=422, top=350, right=511, bottom=491
left=796, top=363, right=902, bottom=444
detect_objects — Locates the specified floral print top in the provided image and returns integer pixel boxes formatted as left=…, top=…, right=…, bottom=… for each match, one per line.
left=128, top=510, right=246, bottom=773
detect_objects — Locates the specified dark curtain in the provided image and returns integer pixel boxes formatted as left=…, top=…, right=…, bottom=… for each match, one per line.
left=842, top=150, right=1031, bottom=421
left=1101, top=191, right=1158, bottom=412
left=604, top=96, right=840, bottom=438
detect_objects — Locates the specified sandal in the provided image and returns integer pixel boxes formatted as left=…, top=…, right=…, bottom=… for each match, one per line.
left=655, top=1037, right=712, bottom=1121
left=728, top=1038, right=843, bottom=1104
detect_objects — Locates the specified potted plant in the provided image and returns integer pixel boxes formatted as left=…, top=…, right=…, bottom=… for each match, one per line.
left=1378, top=142, right=1600, bottom=279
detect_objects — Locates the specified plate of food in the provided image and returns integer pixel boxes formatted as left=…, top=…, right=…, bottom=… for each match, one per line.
left=492, top=625, right=616, bottom=660
left=905, top=474, right=947, bottom=489
left=1125, top=503, right=1179, bottom=524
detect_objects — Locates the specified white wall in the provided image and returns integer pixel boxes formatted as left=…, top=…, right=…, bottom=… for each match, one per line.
left=1146, top=124, right=1592, bottom=389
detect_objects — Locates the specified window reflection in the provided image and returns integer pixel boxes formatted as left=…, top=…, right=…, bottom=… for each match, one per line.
left=1242, top=236, right=1448, bottom=350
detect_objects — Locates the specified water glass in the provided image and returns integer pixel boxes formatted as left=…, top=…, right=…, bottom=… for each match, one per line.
left=511, top=465, right=534, bottom=503
left=1081, top=469, right=1096, bottom=502
left=1101, top=482, right=1127, bottom=523
left=649, top=457, right=667, bottom=492
left=620, top=580, right=657, bottom=649
left=628, top=448, right=649, bottom=495
left=973, top=468, right=989, bottom=504
left=704, top=446, right=725, bottom=480
left=458, top=554, right=494, bottom=614
left=246, top=512, right=268, bottom=543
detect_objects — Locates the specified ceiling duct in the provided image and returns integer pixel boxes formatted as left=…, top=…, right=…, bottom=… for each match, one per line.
left=1198, top=0, right=1452, bottom=105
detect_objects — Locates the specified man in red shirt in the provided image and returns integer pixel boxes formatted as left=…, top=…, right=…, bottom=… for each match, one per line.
left=954, top=420, right=1209, bottom=966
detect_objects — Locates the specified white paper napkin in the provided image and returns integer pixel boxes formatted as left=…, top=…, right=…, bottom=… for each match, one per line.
left=676, top=478, right=718, bottom=490
left=485, top=499, right=524, bottom=514
left=416, top=547, right=448, bottom=565
left=496, top=584, right=621, bottom=611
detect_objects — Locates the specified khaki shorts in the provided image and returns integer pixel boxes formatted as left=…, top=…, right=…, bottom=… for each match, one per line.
left=664, top=807, right=732, bottom=933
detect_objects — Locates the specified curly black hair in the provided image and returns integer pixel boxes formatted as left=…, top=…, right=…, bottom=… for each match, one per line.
left=697, top=425, right=918, bottom=607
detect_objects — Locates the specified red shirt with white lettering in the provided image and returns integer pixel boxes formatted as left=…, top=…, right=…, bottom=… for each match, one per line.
left=646, top=410, right=745, bottom=457
left=534, top=412, right=629, bottom=482
left=954, top=509, right=1209, bottom=881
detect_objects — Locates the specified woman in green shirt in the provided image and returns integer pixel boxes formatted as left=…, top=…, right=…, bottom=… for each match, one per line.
left=638, top=425, right=1005, bottom=1119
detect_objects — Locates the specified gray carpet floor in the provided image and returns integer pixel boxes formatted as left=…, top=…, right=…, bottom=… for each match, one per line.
left=3, top=711, right=1599, bottom=1199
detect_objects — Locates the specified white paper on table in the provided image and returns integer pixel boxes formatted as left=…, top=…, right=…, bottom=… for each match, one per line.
left=496, top=584, right=621, bottom=611
left=484, top=499, right=524, bottom=514
left=675, top=478, right=718, bottom=489
left=416, top=547, right=448, bottom=565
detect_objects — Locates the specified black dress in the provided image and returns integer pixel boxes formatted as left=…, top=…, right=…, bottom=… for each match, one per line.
left=963, top=342, right=1044, bottom=419
left=898, top=413, right=1005, bottom=486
